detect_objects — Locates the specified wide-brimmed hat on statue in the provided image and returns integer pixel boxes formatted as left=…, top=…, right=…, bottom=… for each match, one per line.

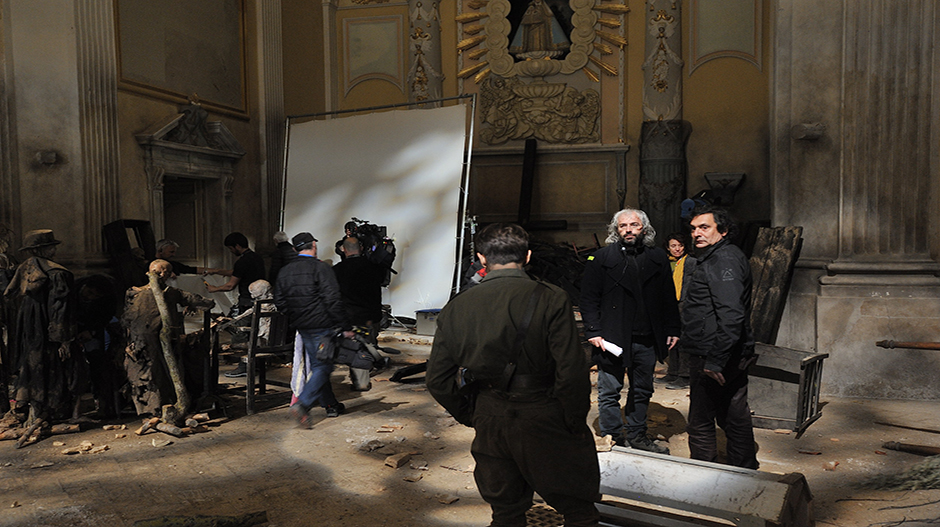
left=20, top=229, right=62, bottom=251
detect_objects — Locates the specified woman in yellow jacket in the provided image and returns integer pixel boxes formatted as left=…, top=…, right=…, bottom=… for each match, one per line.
left=658, top=233, right=693, bottom=389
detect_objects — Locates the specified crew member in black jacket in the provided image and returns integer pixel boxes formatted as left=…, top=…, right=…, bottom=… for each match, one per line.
left=580, top=208, right=680, bottom=453
left=274, top=232, right=352, bottom=427
left=681, top=206, right=758, bottom=469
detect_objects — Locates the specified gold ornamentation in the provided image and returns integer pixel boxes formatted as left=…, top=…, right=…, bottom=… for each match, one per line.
left=583, top=68, right=600, bottom=83
left=596, top=30, right=628, bottom=48
left=455, top=12, right=488, bottom=23
left=457, top=34, right=487, bottom=51
left=459, top=0, right=629, bottom=81
left=458, top=61, right=489, bottom=79
left=479, top=76, right=600, bottom=145
left=467, top=48, right=489, bottom=60
left=589, top=55, right=618, bottom=76
left=653, top=9, right=675, bottom=23
left=593, top=4, right=631, bottom=15
left=483, top=0, right=596, bottom=78
left=594, top=42, right=615, bottom=55
left=474, top=68, right=492, bottom=83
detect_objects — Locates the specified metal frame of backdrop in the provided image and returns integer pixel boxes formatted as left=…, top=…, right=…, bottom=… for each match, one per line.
left=279, top=95, right=477, bottom=303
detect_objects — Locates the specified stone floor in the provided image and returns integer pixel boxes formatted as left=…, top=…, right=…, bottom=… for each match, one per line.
left=1, top=331, right=938, bottom=527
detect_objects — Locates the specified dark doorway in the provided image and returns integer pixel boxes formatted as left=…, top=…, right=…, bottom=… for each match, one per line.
left=163, top=177, right=206, bottom=266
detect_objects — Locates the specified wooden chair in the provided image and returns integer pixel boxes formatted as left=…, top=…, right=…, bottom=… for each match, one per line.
left=243, top=299, right=295, bottom=415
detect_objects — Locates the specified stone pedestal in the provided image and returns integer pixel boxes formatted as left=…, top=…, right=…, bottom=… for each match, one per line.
left=816, top=273, right=940, bottom=399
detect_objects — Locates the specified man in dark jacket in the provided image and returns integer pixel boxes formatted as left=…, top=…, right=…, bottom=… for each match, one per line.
left=274, top=232, right=352, bottom=427
left=332, top=237, right=385, bottom=340
left=580, top=209, right=680, bottom=453
left=205, top=232, right=266, bottom=317
left=267, top=231, right=296, bottom=284
left=681, top=206, right=759, bottom=469
left=427, top=223, right=600, bottom=527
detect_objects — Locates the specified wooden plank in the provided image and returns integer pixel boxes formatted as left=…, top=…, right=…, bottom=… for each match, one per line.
left=749, top=226, right=803, bottom=344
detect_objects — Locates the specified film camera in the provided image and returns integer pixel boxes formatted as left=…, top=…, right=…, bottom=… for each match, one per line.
left=337, top=218, right=397, bottom=284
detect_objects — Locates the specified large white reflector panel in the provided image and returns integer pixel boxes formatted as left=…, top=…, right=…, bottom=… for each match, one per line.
left=283, top=104, right=468, bottom=316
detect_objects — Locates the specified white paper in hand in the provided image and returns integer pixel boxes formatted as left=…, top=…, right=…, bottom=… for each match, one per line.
left=603, top=339, right=623, bottom=357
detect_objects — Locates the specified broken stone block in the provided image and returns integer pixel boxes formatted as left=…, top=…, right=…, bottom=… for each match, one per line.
left=594, top=434, right=614, bottom=452
left=385, top=452, right=412, bottom=468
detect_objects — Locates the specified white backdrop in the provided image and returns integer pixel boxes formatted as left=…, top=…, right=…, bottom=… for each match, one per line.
left=283, top=104, right=470, bottom=316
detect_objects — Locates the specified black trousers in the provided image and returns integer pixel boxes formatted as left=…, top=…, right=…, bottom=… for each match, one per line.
left=471, top=391, right=601, bottom=527
left=665, top=344, right=689, bottom=378
left=686, top=354, right=759, bottom=469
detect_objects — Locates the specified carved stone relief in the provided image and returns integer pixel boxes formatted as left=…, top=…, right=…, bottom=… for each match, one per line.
left=642, top=1, right=683, bottom=121
left=479, top=76, right=599, bottom=145
left=458, top=0, right=629, bottom=145
left=408, top=1, right=443, bottom=103
left=136, top=103, right=245, bottom=240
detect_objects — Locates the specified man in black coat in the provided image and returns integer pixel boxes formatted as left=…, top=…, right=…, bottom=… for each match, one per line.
left=274, top=232, right=352, bottom=427
left=580, top=209, right=680, bottom=453
left=332, top=237, right=385, bottom=340
left=681, top=206, right=758, bottom=469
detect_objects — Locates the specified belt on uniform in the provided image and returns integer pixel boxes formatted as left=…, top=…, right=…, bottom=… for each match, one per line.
left=483, top=373, right=554, bottom=393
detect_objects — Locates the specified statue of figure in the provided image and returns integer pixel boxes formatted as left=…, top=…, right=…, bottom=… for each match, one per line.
left=509, top=0, right=570, bottom=60
left=122, top=259, right=214, bottom=416
left=3, top=230, right=78, bottom=426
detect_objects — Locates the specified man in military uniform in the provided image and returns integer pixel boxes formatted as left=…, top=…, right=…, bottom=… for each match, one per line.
left=427, top=223, right=600, bottom=527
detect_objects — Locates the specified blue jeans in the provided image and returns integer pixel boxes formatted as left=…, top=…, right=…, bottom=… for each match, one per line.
left=296, top=329, right=339, bottom=410
left=596, top=339, right=656, bottom=442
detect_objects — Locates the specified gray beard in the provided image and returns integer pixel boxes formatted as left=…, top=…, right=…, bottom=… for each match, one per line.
left=621, top=233, right=644, bottom=247
left=620, top=234, right=644, bottom=254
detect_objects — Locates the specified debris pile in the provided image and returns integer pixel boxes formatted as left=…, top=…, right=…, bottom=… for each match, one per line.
left=864, top=455, right=940, bottom=491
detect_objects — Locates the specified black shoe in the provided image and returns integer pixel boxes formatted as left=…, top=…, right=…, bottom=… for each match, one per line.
left=289, top=404, right=312, bottom=429
left=223, top=363, right=247, bottom=378
left=666, top=378, right=690, bottom=390
left=655, top=374, right=678, bottom=385
left=325, top=402, right=345, bottom=418
left=628, top=435, right=670, bottom=454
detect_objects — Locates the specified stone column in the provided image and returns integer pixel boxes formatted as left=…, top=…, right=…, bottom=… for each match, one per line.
left=408, top=0, right=443, bottom=104
left=322, top=0, right=339, bottom=112
left=773, top=0, right=940, bottom=399
left=257, top=1, right=285, bottom=233
left=0, top=10, right=16, bottom=236
left=639, top=0, right=688, bottom=237
left=75, top=1, right=121, bottom=260
left=4, top=0, right=119, bottom=268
